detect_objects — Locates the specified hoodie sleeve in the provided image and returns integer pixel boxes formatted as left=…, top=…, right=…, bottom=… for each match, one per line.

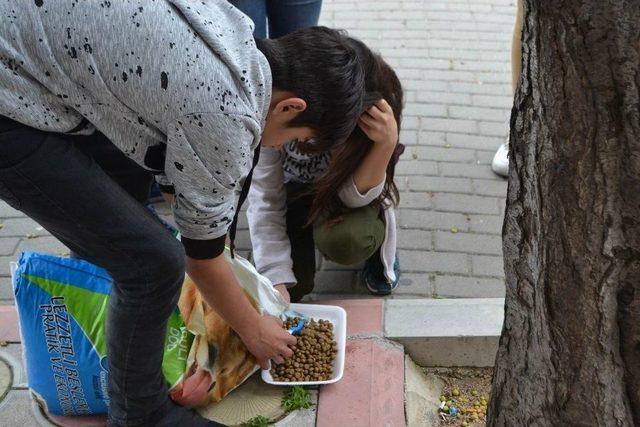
left=165, top=112, right=260, bottom=258
left=247, top=146, right=297, bottom=286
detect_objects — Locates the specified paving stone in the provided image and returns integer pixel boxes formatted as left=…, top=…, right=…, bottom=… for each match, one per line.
left=449, top=105, right=508, bottom=122
left=467, top=214, right=504, bottom=234
left=320, top=259, right=363, bottom=272
left=395, top=273, right=433, bottom=297
left=471, top=178, right=508, bottom=196
left=397, top=229, right=433, bottom=250
left=404, top=103, right=448, bottom=118
left=403, top=79, right=449, bottom=92
left=402, top=115, right=420, bottom=130
left=0, top=218, right=47, bottom=238
left=434, top=275, right=506, bottom=298
left=0, top=357, right=10, bottom=401
left=415, top=91, right=472, bottom=105
left=312, top=270, right=359, bottom=294
left=432, top=193, right=501, bottom=214
left=406, top=176, right=473, bottom=193
left=395, top=160, right=439, bottom=176
left=429, top=30, right=508, bottom=42
left=0, top=202, right=25, bottom=219
left=0, top=344, right=27, bottom=389
left=475, top=148, right=501, bottom=165
left=478, top=120, right=509, bottom=137
left=397, top=192, right=435, bottom=210
left=421, top=118, right=478, bottom=134
left=0, top=390, right=43, bottom=425
left=398, top=210, right=469, bottom=232
left=445, top=132, right=503, bottom=151
left=399, top=130, right=419, bottom=145
left=0, top=276, right=14, bottom=302
left=471, top=255, right=505, bottom=277
left=438, top=162, right=502, bottom=180
left=452, top=59, right=510, bottom=72
left=317, top=338, right=405, bottom=427
left=0, top=256, right=14, bottom=277
left=412, top=146, right=477, bottom=162
left=417, top=131, right=446, bottom=145
left=472, top=94, right=514, bottom=108
left=448, top=82, right=511, bottom=95
left=17, top=235, right=69, bottom=256
left=315, top=299, right=383, bottom=336
left=399, top=250, right=469, bottom=274
left=434, top=230, right=502, bottom=255
left=476, top=71, right=512, bottom=84
left=0, top=238, right=20, bottom=257
left=0, top=305, right=19, bottom=342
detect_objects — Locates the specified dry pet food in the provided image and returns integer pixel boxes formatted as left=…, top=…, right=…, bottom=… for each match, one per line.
left=270, top=318, right=337, bottom=382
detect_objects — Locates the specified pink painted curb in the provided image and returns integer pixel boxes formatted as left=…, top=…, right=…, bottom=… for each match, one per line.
left=314, top=298, right=384, bottom=336
left=317, top=338, right=405, bottom=427
left=0, top=305, right=20, bottom=342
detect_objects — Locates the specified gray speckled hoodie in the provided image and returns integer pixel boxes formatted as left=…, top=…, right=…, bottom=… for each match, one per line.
left=0, top=0, right=271, bottom=243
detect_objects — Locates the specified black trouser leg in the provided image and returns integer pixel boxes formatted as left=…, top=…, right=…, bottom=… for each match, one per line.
left=0, top=118, right=200, bottom=426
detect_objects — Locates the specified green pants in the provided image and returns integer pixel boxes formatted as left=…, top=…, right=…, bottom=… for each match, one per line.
left=286, top=183, right=386, bottom=302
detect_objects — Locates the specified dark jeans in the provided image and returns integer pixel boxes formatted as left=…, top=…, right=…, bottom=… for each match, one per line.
left=285, top=183, right=385, bottom=302
left=229, top=0, right=322, bottom=39
left=0, top=118, right=190, bottom=426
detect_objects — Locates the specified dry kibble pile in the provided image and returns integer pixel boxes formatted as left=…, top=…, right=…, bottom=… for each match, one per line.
left=270, top=317, right=337, bottom=382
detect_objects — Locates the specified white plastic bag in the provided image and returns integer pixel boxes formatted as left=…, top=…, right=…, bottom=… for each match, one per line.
left=169, top=249, right=287, bottom=406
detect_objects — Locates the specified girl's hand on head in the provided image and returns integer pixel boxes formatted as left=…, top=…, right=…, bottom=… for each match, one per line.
left=357, top=99, right=398, bottom=148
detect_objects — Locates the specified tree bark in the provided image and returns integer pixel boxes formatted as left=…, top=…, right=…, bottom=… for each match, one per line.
left=488, top=1, right=640, bottom=426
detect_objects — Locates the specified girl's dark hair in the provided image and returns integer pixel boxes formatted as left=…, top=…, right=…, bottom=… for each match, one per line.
left=306, top=39, right=404, bottom=224
left=256, top=26, right=367, bottom=152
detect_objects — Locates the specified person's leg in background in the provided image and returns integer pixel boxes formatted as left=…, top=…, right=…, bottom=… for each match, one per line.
left=0, top=118, right=219, bottom=426
left=491, top=0, right=523, bottom=177
left=228, top=0, right=268, bottom=38
left=285, top=183, right=317, bottom=303
left=266, top=0, right=323, bottom=38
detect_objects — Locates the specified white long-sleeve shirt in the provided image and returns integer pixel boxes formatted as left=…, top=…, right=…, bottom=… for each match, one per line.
left=247, top=143, right=387, bottom=286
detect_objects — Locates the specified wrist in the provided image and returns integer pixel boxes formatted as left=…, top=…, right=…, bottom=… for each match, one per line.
left=236, top=311, right=261, bottom=340
left=373, top=137, right=398, bottom=150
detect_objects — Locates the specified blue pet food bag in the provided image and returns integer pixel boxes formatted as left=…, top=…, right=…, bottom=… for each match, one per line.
left=12, top=252, right=193, bottom=416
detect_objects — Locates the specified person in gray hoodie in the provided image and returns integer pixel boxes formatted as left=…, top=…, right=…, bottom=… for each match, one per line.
left=0, top=1, right=377, bottom=425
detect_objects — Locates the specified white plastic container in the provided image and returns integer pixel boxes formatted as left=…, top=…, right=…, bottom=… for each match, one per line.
left=262, top=303, right=347, bottom=386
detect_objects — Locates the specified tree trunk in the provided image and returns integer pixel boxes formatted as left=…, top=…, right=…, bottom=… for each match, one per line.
left=488, top=1, right=640, bottom=426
